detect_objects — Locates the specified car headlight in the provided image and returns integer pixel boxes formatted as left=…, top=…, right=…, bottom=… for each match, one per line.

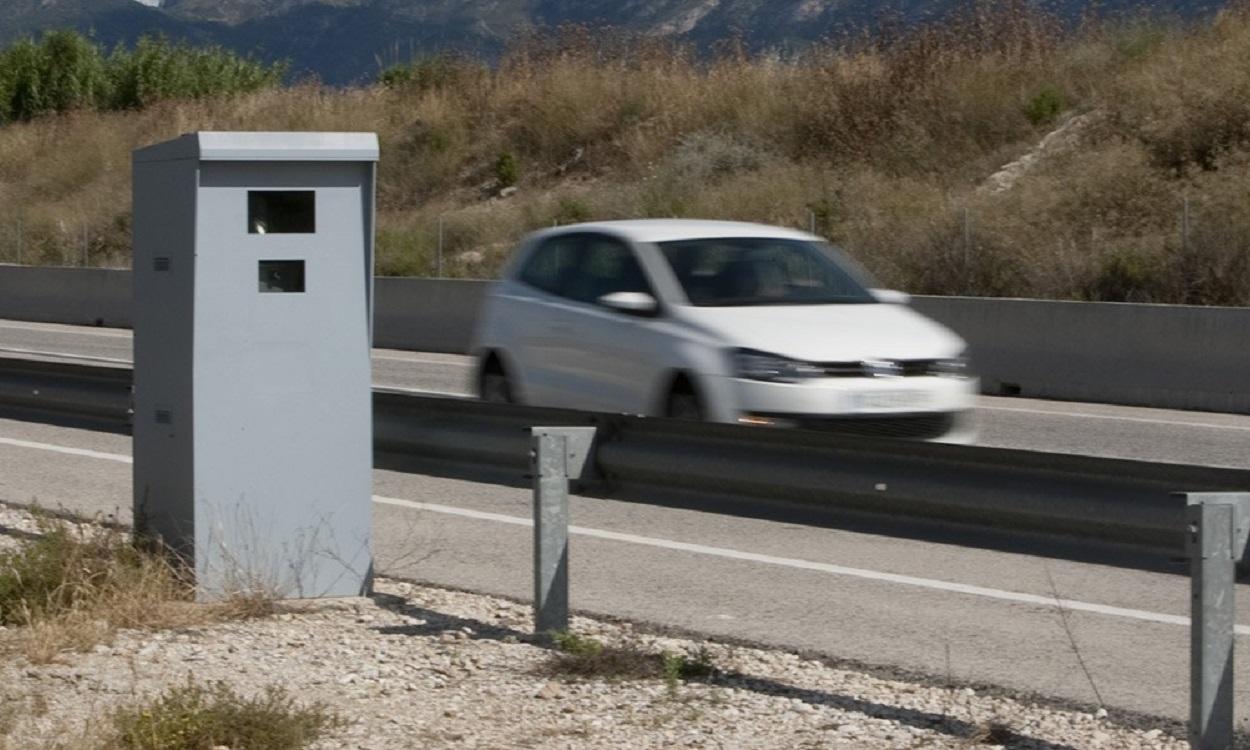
left=731, top=348, right=824, bottom=383
left=930, top=350, right=974, bottom=378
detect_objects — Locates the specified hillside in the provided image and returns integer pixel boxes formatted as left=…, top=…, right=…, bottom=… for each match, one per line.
left=0, top=6, right=1249, bottom=306
left=0, top=0, right=1234, bottom=83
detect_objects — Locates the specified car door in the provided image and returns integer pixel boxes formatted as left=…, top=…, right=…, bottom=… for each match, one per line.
left=558, top=233, right=668, bottom=414
left=505, top=233, right=588, bottom=407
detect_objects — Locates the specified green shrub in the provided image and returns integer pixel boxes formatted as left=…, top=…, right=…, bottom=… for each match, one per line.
left=494, top=151, right=519, bottom=188
left=552, top=196, right=591, bottom=225
left=1089, top=249, right=1167, bottom=302
left=377, top=56, right=482, bottom=92
left=108, top=681, right=344, bottom=750
left=106, top=36, right=285, bottom=110
left=0, top=30, right=284, bottom=123
left=1023, top=85, right=1066, bottom=126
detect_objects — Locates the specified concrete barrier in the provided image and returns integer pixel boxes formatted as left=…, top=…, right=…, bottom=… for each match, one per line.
left=1, top=267, right=1247, bottom=414
left=0, top=265, right=132, bottom=329
left=373, top=277, right=487, bottom=353
left=911, top=296, right=1250, bottom=414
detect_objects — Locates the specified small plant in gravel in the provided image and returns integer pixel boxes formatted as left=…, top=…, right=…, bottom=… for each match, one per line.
left=0, top=512, right=274, bottom=662
left=547, top=631, right=720, bottom=690
left=106, top=681, right=344, bottom=750
left=548, top=631, right=661, bottom=679
left=551, top=629, right=605, bottom=657
left=661, top=646, right=717, bottom=696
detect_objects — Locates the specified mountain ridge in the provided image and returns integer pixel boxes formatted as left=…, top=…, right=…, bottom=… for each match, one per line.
left=0, top=0, right=1229, bottom=84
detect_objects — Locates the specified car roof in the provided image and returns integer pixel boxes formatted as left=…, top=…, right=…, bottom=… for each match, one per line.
left=533, top=219, right=818, bottom=244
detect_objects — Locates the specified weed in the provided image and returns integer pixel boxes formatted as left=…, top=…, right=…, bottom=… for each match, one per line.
left=551, top=630, right=604, bottom=657
left=107, top=680, right=344, bottom=750
left=546, top=632, right=719, bottom=688
left=661, top=646, right=717, bottom=696
left=963, top=720, right=1017, bottom=746
left=0, top=513, right=273, bottom=662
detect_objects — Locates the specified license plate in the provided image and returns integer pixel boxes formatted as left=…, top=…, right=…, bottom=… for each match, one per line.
left=852, top=390, right=930, bottom=412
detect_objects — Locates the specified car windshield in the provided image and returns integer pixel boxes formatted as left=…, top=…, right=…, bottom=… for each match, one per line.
left=657, top=238, right=877, bottom=306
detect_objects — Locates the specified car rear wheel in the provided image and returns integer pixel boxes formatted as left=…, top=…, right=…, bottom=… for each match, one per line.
left=479, top=361, right=514, bottom=404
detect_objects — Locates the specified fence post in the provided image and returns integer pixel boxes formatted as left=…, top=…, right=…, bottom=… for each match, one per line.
left=962, top=207, right=972, bottom=294
left=436, top=216, right=444, bottom=278
left=530, top=426, right=596, bottom=636
left=1182, top=493, right=1250, bottom=750
left=1181, top=196, right=1192, bottom=302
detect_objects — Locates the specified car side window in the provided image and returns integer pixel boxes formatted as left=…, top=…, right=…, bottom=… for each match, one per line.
left=518, top=236, right=581, bottom=296
left=563, top=235, right=652, bottom=305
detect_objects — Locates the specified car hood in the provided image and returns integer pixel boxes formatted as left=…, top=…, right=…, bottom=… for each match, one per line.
left=673, top=303, right=966, bottom=362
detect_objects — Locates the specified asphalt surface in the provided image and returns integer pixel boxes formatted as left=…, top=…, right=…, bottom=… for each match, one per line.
left=2, top=318, right=1250, bottom=727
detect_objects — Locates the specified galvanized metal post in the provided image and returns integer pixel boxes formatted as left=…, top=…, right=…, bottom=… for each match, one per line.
left=1183, top=493, right=1250, bottom=750
left=530, top=426, right=595, bottom=636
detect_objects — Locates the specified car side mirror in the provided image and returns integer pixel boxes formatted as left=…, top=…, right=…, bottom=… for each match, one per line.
left=598, top=291, right=659, bottom=317
left=870, top=288, right=911, bottom=305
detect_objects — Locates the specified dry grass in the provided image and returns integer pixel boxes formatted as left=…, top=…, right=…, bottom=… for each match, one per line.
left=2, top=5, right=1250, bottom=303
left=0, top=513, right=273, bottom=664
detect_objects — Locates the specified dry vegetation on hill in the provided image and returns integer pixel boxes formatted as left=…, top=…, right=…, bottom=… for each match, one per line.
left=1, top=4, right=1249, bottom=304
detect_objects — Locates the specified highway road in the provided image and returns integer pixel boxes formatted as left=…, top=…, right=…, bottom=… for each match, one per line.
left=2, top=317, right=1250, bottom=732
left=3, top=318, right=1249, bottom=469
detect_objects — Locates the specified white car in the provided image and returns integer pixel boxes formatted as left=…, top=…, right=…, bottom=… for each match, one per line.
left=471, top=220, right=978, bottom=442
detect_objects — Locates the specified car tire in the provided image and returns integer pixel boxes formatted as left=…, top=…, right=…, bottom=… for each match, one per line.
left=479, top=362, right=514, bottom=404
left=665, top=385, right=704, bottom=421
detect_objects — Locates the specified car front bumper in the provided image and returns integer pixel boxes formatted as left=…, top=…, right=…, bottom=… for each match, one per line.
left=704, top=375, right=980, bottom=443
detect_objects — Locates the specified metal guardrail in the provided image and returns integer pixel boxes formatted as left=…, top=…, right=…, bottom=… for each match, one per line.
left=375, top=389, right=1250, bottom=559
left=0, top=355, right=132, bottom=426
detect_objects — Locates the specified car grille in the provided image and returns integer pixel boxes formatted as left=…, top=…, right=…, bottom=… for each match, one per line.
left=754, top=411, right=958, bottom=440
left=818, top=359, right=941, bottom=378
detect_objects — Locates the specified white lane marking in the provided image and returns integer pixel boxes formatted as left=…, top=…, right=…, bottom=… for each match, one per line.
left=0, top=436, right=132, bottom=464
left=978, top=404, right=1250, bottom=432
left=0, top=344, right=466, bottom=371
left=374, top=495, right=1250, bottom=636
left=0, top=320, right=131, bottom=338
left=372, top=353, right=473, bottom=367
left=0, top=346, right=133, bottom=365
left=6, top=434, right=1246, bottom=636
left=377, top=385, right=471, bottom=398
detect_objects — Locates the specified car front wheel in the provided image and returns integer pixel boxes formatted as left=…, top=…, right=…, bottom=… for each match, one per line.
left=665, top=386, right=704, bottom=421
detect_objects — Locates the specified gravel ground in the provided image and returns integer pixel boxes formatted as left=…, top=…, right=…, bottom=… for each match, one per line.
left=0, top=506, right=1192, bottom=749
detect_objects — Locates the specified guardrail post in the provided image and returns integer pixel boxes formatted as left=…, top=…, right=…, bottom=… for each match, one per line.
left=1183, top=493, right=1250, bottom=750
left=531, top=426, right=595, bottom=636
